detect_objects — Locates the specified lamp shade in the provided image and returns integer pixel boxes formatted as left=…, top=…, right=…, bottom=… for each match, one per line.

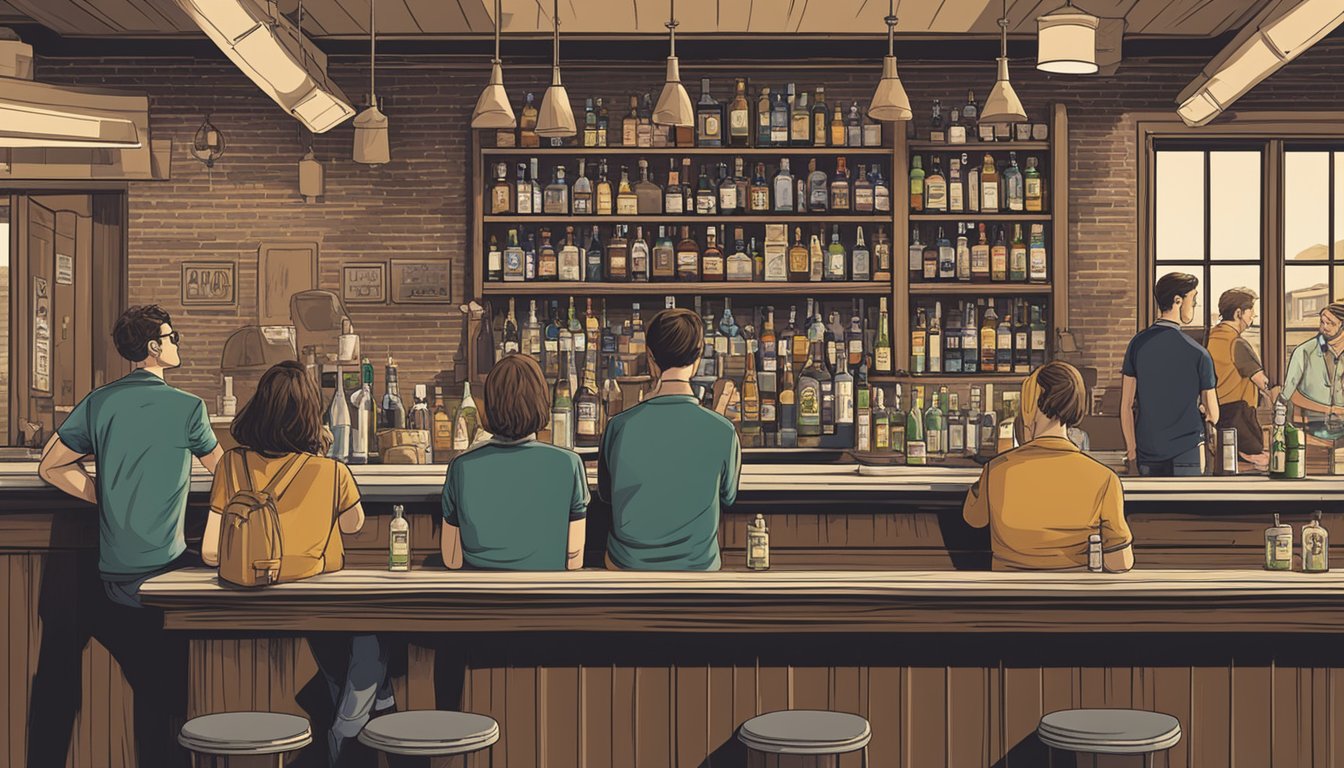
left=352, top=104, right=389, bottom=164
left=868, top=55, right=912, bottom=121
left=535, top=67, right=576, bottom=137
left=1037, top=3, right=1100, bottom=74
left=472, top=61, right=517, bottom=129
left=652, top=56, right=694, bottom=127
left=298, top=148, right=324, bottom=201
left=979, top=59, right=1028, bottom=123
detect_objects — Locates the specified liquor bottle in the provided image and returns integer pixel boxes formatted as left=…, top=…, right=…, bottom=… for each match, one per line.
left=543, top=301, right=561, bottom=378
left=729, top=77, right=752, bottom=147
left=694, top=164, right=717, bottom=215
left=520, top=92, right=539, bottom=147
left=966, top=386, right=982, bottom=455
left=948, top=392, right=965, bottom=456
left=909, top=155, right=925, bottom=212
left=945, top=302, right=963, bottom=373
left=873, top=387, right=890, bottom=451
left=749, top=162, right=771, bottom=212
left=727, top=227, right=753, bottom=282
left=773, top=158, right=796, bottom=212
left=908, top=227, right=924, bottom=278
left=887, top=384, right=904, bottom=453
left=978, top=384, right=998, bottom=460
left=696, top=77, right=724, bottom=147
left=635, top=158, right=662, bottom=214
left=530, top=157, right=543, bottom=212
left=486, top=235, right=503, bottom=282
left=536, top=227, right=558, bottom=281
left=996, top=305, right=1013, bottom=373
left=954, top=223, right=971, bottom=282
left=718, top=162, right=740, bottom=214
left=1303, top=511, right=1330, bottom=573
left=409, top=385, right=431, bottom=437
left=388, top=505, right=409, bottom=572
left=805, top=159, right=828, bottom=212
left=937, top=227, right=956, bottom=281
left=544, top=164, right=570, bottom=214
left=572, top=159, right=594, bottom=215
left=811, top=86, right=829, bottom=147
left=1270, top=399, right=1287, bottom=477
left=991, top=226, right=1009, bottom=283
left=947, top=106, right=966, bottom=144
left=1029, top=224, right=1049, bottom=283
left=790, top=87, right=810, bottom=146
left=853, top=164, right=875, bottom=213
left=980, top=303, right=999, bottom=373
left=873, top=225, right=892, bottom=282
left=630, top=225, right=651, bottom=282
left=1030, top=304, right=1048, bottom=368
left=872, top=165, right=892, bottom=214
left=615, top=165, right=638, bottom=215
left=1265, top=513, right=1292, bottom=570
left=490, top=161, right=512, bottom=214
left=630, top=303, right=646, bottom=374
left=1004, top=151, right=1024, bottom=212
left=585, top=225, right=604, bottom=282
left=558, top=226, right=582, bottom=281
left=757, top=87, right=773, bottom=146
left=963, top=89, right=980, bottom=131
left=582, top=97, right=597, bottom=147
left=874, top=297, right=893, bottom=374
left=825, top=225, right=848, bottom=282
left=621, top=94, right=640, bottom=147
left=606, top=224, right=630, bottom=282
left=551, top=352, right=574, bottom=449
left=501, top=228, right=524, bottom=282
left=595, top=159, right=614, bottom=215
left=808, top=230, right=825, bottom=282
left=381, top=356, right=406, bottom=429
left=1024, top=156, right=1045, bottom=212
left=851, top=227, right=871, bottom=282
left=965, top=152, right=980, bottom=212
left=928, top=302, right=943, bottom=373
left=929, top=98, right=945, bottom=142
left=833, top=355, right=855, bottom=448
left=962, top=302, right=979, bottom=373
left=830, top=157, right=852, bottom=211
left=770, top=89, right=789, bottom=145
left=1010, top=224, right=1028, bottom=282
left=924, top=386, right=945, bottom=459
left=701, top=226, right=726, bottom=282
left=638, top=93, right=655, bottom=147
left=846, top=101, right=863, bottom=148
left=326, top=364, right=351, bottom=462
left=796, top=338, right=823, bottom=445
left=906, top=387, right=927, bottom=466
left=948, top=155, right=965, bottom=212
left=663, top=158, right=684, bottom=215
left=742, top=348, right=763, bottom=446
left=575, top=363, right=602, bottom=448
left=971, top=223, right=991, bottom=282
left=524, top=300, right=543, bottom=359
left=925, top=155, right=947, bottom=212
left=922, top=230, right=939, bottom=282
left=430, top=385, right=452, bottom=461
left=792, top=301, right=814, bottom=371
left=514, top=162, right=532, bottom=214
left=1014, top=302, right=1031, bottom=373
left=911, top=307, right=928, bottom=373
left=584, top=297, right=601, bottom=370
left=676, top=225, right=700, bottom=281
left=503, top=297, right=522, bottom=355
left=830, top=103, right=846, bottom=147
left=980, top=154, right=1000, bottom=212
left=782, top=226, right=808, bottom=283
left=778, top=358, right=798, bottom=447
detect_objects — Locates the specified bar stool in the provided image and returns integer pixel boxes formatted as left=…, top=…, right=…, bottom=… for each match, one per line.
left=178, top=711, right=312, bottom=767
left=1037, top=709, right=1182, bottom=767
left=737, top=710, right=871, bottom=768
left=357, top=710, right=499, bottom=767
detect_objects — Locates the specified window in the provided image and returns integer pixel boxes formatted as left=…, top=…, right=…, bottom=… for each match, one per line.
left=0, top=201, right=8, bottom=445
left=1283, top=148, right=1344, bottom=350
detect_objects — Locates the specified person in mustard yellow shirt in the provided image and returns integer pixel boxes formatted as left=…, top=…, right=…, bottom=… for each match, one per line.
left=963, top=361, right=1134, bottom=572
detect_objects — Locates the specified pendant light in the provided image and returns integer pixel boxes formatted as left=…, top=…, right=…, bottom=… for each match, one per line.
left=353, top=0, right=390, bottom=164
left=652, top=0, right=694, bottom=127
left=868, top=0, right=912, bottom=121
left=1036, top=0, right=1100, bottom=74
left=471, top=0, right=516, bottom=128
left=980, top=0, right=1028, bottom=124
left=535, top=0, right=576, bottom=138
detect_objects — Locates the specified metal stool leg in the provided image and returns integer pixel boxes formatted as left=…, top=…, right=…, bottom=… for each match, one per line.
left=861, top=746, right=868, bottom=768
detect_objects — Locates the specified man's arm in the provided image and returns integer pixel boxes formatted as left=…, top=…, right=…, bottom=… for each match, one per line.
left=566, top=519, right=586, bottom=571
left=1201, top=389, right=1220, bottom=429
left=440, top=523, right=464, bottom=569
left=37, top=434, right=96, bottom=505
left=1120, top=375, right=1138, bottom=465
left=198, top=444, right=225, bottom=475
left=202, top=511, right=222, bottom=566
left=1103, top=545, right=1135, bottom=573
left=338, top=502, right=366, bottom=535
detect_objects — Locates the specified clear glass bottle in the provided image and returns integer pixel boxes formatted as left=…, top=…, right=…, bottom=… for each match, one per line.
left=1265, top=512, right=1293, bottom=570
left=389, top=505, right=410, bottom=572
left=746, top=514, right=770, bottom=570
left=1303, top=511, right=1330, bottom=573
left=543, top=164, right=569, bottom=214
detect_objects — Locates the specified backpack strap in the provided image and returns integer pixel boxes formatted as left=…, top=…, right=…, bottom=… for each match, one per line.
left=262, top=452, right=312, bottom=500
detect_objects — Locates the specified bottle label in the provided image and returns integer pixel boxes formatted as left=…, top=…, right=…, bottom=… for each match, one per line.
left=721, top=187, right=738, bottom=211
left=761, top=402, right=777, bottom=422
left=551, top=411, right=573, bottom=449
left=855, top=188, right=874, bottom=210
left=927, top=430, right=942, bottom=454
left=731, top=109, right=750, bottom=133
left=665, top=194, right=684, bottom=214
left=1025, top=177, right=1042, bottom=199
left=875, top=188, right=891, bottom=213
left=798, top=384, right=821, bottom=426
left=617, top=197, right=638, bottom=215
left=906, top=441, right=927, bottom=464
left=836, top=382, right=854, bottom=423
left=577, top=401, right=599, bottom=436
left=702, top=255, right=724, bottom=276
left=949, top=185, right=963, bottom=211
left=926, top=180, right=946, bottom=210
left=857, top=421, right=871, bottom=452
left=875, top=347, right=892, bottom=371
left=751, top=188, right=771, bottom=210
left=982, top=183, right=999, bottom=210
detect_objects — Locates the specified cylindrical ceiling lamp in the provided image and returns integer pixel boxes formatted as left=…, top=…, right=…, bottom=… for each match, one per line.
left=353, top=0, right=390, bottom=164
left=652, top=0, right=694, bottom=127
left=298, top=147, right=324, bottom=202
left=1037, top=1, right=1100, bottom=74
left=535, top=0, right=576, bottom=138
left=980, top=0, right=1028, bottom=124
left=868, top=0, right=912, bottom=122
left=471, top=0, right=516, bottom=128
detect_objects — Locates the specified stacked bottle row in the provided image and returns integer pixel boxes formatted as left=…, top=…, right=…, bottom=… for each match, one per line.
left=486, top=223, right=893, bottom=283
left=908, top=222, right=1049, bottom=284
left=871, top=383, right=1023, bottom=463
left=488, top=156, right=893, bottom=218
left=909, top=152, right=1047, bottom=214
left=909, top=298, right=1049, bottom=376
left=495, top=79, right=887, bottom=150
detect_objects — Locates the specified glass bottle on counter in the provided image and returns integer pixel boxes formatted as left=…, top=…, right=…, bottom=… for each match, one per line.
left=351, top=368, right=373, bottom=464
left=381, top=356, right=406, bottom=430
left=1265, top=513, right=1293, bottom=570
left=746, top=514, right=770, bottom=570
left=551, top=353, right=574, bottom=450
left=409, top=384, right=431, bottom=432
left=327, top=365, right=351, bottom=462
left=388, top=505, right=410, bottom=572
left=1303, top=511, right=1330, bottom=573
left=575, top=363, right=602, bottom=448
left=452, top=382, right=479, bottom=451
left=1270, top=399, right=1287, bottom=477
left=431, top=386, right=453, bottom=461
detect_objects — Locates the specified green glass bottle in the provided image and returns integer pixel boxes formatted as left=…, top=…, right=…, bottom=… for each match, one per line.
left=906, top=387, right=927, bottom=466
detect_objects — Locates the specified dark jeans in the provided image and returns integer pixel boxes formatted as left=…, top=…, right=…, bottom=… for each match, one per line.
left=309, top=634, right=395, bottom=768
left=26, top=550, right=201, bottom=767
left=1138, top=443, right=1205, bottom=477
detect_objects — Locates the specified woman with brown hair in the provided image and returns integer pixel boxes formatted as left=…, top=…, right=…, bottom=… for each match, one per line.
left=202, top=360, right=392, bottom=766
left=440, top=353, right=588, bottom=570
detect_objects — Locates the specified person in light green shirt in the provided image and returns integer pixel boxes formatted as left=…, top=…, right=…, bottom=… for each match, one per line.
left=599, top=308, right=741, bottom=571
left=441, top=353, right=588, bottom=571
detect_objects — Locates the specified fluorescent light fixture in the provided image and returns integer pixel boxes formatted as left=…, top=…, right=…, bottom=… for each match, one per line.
left=1036, top=1, right=1100, bottom=74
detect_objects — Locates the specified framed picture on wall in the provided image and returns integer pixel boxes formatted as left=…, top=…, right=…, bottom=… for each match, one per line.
left=390, top=259, right=452, bottom=304
left=182, top=261, right=236, bottom=306
left=342, top=262, right=388, bottom=304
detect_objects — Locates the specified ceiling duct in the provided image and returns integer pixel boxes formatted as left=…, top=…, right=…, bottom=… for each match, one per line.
left=173, top=0, right=355, bottom=133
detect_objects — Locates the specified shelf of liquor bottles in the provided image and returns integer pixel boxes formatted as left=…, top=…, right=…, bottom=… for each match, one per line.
left=908, top=283, right=1050, bottom=296
left=482, top=147, right=892, bottom=157
left=872, top=373, right=1029, bottom=384
left=907, top=141, right=1050, bottom=152
left=480, top=282, right=894, bottom=296
left=910, top=213, right=1051, bottom=222
left=483, top=215, right=893, bottom=224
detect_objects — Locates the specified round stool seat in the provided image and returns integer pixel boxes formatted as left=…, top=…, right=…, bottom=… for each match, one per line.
left=1038, top=709, right=1182, bottom=754
left=738, top=710, right=872, bottom=755
left=357, top=711, right=500, bottom=757
left=178, top=712, right=312, bottom=756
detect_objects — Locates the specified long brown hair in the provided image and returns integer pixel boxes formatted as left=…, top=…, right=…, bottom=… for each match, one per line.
left=231, top=360, right=330, bottom=457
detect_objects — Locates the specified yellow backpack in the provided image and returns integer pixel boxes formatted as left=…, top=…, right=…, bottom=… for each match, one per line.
left=217, top=451, right=310, bottom=588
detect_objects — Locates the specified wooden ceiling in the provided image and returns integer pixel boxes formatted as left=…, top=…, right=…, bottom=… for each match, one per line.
left=0, top=0, right=1270, bottom=39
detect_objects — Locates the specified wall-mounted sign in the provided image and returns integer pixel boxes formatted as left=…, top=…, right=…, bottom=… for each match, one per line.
left=390, top=259, right=452, bottom=305
left=32, top=275, right=50, bottom=393
left=182, top=261, right=236, bottom=306
left=55, top=252, right=74, bottom=285
left=342, top=262, right=388, bottom=304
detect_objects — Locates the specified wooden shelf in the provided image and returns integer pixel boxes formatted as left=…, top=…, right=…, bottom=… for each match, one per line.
left=481, top=147, right=894, bottom=156
left=909, top=283, right=1052, bottom=296
left=481, top=282, right=895, bottom=296
left=484, top=215, right=893, bottom=224
left=870, top=373, right=1030, bottom=384
left=909, top=213, right=1051, bottom=222
left=908, top=140, right=1050, bottom=151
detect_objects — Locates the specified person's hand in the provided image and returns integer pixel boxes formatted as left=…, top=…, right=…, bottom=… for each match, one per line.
left=1266, top=385, right=1282, bottom=403
left=712, top=379, right=738, bottom=416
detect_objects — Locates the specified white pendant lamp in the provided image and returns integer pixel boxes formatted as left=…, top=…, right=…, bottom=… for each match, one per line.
left=652, top=0, right=694, bottom=127
left=1036, top=0, right=1100, bottom=74
left=353, top=0, right=389, bottom=164
left=980, top=0, right=1028, bottom=124
left=472, top=0, right=516, bottom=128
left=535, top=0, right=576, bottom=138
left=868, top=0, right=912, bottom=122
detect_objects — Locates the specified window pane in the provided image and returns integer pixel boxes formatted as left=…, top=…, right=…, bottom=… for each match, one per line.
left=1209, top=151, right=1261, bottom=261
left=1285, top=264, right=1329, bottom=329
left=1285, top=151, right=1329, bottom=262
left=0, top=202, right=7, bottom=445
left=1287, top=329, right=1317, bottom=352
left=1156, top=151, right=1205, bottom=262
left=1210, top=264, right=1262, bottom=353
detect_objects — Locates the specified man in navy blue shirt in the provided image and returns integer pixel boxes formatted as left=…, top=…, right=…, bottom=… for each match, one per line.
left=1121, top=272, right=1220, bottom=476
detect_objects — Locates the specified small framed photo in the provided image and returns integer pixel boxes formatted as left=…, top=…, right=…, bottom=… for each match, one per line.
left=390, top=259, right=453, bottom=304
left=182, top=261, right=236, bottom=306
left=342, top=262, right=388, bottom=304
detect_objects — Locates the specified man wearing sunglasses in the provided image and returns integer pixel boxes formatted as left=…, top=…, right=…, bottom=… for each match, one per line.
left=33, top=304, right=222, bottom=766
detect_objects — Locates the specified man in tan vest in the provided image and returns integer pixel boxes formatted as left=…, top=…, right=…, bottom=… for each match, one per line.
left=1206, top=288, right=1279, bottom=470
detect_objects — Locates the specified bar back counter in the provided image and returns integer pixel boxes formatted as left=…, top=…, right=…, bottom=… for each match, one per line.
left=3, top=462, right=1343, bottom=767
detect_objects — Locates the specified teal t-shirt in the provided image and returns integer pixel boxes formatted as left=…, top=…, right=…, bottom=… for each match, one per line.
left=441, top=438, right=589, bottom=570
left=598, top=395, right=740, bottom=571
left=56, top=369, right=218, bottom=578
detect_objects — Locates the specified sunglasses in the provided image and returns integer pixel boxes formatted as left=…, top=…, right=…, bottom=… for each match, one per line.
left=156, top=331, right=182, bottom=345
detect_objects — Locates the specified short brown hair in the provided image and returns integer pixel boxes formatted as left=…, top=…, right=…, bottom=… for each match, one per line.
left=1154, top=272, right=1199, bottom=312
left=1218, top=288, right=1258, bottom=321
left=1033, top=361, right=1087, bottom=427
left=232, top=360, right=330, bottom=456
left=646, top=308, right=702, bottom=371
left=112, top=304, right=172, bottom=362
left=483, top=354, right=550, bottom=440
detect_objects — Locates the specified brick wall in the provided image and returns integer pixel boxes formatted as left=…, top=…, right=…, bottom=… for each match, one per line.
left=31, top=40, right=1344, bottom=406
